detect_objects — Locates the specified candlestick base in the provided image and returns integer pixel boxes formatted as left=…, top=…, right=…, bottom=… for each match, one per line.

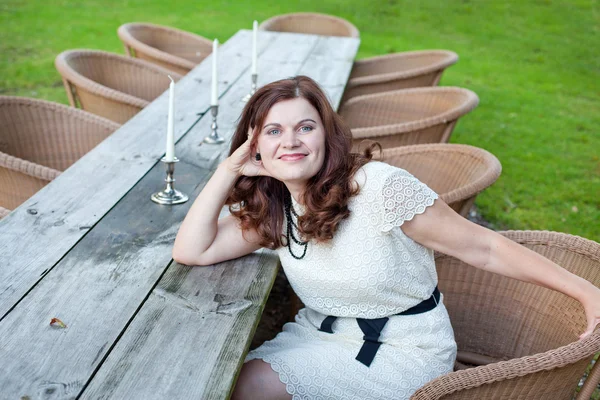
left=241, top=73, right=258, bottom=103
left=203, top=105, right=225, bottom=144
left=151, top=157, right=189, bottom=205
left=203, top=135, right=225, bottom=144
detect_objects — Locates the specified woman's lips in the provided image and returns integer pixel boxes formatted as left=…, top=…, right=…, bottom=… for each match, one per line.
left=279, top=153, right=307, bottom=161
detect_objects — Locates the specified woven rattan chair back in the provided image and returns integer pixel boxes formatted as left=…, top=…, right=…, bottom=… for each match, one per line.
left=55, top=49, right=182, bottom=124
left=259, top=12, right=359, bottom=38
left=342, top=50, right=458, bottom=103
left=382, top=144, right=501, bottom=217
left=0, top=96, right=120, bottom=213
left=340, top=87, right=479, bottom=150
left=411, top=231, right=600, bottom=399
left=118, top=22, right=213, bottom=75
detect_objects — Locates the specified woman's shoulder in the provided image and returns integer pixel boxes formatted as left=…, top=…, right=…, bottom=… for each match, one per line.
left=360, top=160, right=406, bottom=173
left=355, top=161, right=413, bottom=190
left=355, top=161, right=439, bottom=231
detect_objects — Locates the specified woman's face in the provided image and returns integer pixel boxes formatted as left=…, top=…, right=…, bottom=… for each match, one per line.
left=256, top=97, right=326, bottom=189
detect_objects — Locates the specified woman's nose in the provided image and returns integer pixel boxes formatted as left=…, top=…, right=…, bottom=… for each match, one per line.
left=281, top=130, right=300, bottom=148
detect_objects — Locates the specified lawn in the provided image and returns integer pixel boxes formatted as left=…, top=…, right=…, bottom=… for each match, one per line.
left=0, top=0, right=598, bottom=245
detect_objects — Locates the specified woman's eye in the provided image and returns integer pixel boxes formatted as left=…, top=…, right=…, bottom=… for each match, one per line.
left=300, top=126, right=313, bottom=132
left=267, top=129, right=280, bottom=135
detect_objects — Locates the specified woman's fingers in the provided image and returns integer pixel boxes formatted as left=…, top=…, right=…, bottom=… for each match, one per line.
left=241, top=127, right=256, bottom=155
left=232, top=131, right=254, bottom=160
left=228, top=125, right=272, bottom=178
left=578, top=294, right=600, bottom=340
left=580, top=317, right=600, bottom=340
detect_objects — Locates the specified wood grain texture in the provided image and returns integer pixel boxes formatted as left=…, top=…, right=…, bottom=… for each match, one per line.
left=81, top=251, right=279, bottom=400
left=0, top=30, right=261, bottom=318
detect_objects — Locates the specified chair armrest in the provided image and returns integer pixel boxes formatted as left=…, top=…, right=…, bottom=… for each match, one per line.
left=411, top=328, right=600, bottom=399
left=0, top=152, right=61, bottom=181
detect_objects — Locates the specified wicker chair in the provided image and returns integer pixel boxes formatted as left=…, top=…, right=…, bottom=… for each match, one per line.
left=0, top=96, right=120, bottom=215
left=55, top=49, right=182, bottom=124
left=339, top=87, right=479, bottom=150
left=341, top=50, right=458, bottom=103
left=259, top=12, right=359, bottom=38
left=118, top=22, right=213, bottom=75
left=382, top=144, right=501, bottom=217
left=412, top=230, right=600, bottom=399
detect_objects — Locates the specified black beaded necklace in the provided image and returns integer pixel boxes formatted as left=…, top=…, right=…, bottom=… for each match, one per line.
left=284, top=197, right=308, bottom=260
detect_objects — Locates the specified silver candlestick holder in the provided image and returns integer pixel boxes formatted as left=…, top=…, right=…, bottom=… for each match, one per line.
left=151, top=157, right=189, bottom=205
left=203, top=105, right=225, bottom=144
left=241, top=73, right=258, bottom=102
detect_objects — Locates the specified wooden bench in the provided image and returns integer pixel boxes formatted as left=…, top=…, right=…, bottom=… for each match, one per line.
left=0, top=29, right=359, bottom=399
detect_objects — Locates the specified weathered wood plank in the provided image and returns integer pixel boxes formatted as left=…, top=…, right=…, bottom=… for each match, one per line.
left=0, top=30, right=265, bottom=318
left=80, top=33, right=360, bottom=400
left=296, top=35, right=360, bottom=110
left=0, top=158, right=210, bottom=399
left=80, top=251, right=279, bottom=400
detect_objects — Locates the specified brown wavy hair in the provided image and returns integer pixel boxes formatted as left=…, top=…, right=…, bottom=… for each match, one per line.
left=226, top=76, right=374, bottom=249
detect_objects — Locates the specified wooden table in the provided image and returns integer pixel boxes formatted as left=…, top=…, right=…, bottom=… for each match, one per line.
left=0, top=30, right=359, bottom=399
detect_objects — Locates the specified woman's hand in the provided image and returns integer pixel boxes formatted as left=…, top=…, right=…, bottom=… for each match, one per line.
left=226, top=127, right=269, bottom=177
left=579, top=285, right=600, bottom=340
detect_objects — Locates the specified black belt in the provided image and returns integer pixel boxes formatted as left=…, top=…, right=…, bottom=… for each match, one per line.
left=318, top=286, right=440, bottom=367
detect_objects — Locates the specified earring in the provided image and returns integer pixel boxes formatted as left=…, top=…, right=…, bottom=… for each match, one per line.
left=255, top=153, right=261, bottom=161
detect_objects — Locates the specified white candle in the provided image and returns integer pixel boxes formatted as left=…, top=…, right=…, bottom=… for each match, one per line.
left=252, top=20, right=258, bottom=75
left=211, top=39, right=219, bottom=106
left=165, top=75, right=175, bottom=162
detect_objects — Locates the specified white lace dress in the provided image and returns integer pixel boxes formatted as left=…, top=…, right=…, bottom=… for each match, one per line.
left=245, top=161, right=457, bottom=399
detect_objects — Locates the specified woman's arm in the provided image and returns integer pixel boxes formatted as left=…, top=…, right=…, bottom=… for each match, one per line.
left=172, top=132, right=265, bottom=266
left=401, top=199, right=600, bottom=339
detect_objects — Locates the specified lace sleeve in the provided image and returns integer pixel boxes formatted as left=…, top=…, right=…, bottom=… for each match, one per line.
left=380, top=168, right=438, bottom=232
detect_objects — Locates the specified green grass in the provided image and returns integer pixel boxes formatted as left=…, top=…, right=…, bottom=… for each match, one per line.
left=1, top=0, right=599, bottom=242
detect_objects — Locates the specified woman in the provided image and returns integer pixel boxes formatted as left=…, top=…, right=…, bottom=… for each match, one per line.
left=173, top=76, right=600, bottom=400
